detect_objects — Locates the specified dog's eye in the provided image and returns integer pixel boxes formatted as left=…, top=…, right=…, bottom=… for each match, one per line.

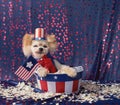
left=43, top=45, right=47, bottom=48
left=33, top=45, right=38, bottom=47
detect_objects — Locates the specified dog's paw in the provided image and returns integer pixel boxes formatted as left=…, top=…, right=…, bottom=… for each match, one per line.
left=60, top=65, right=77, bottom=77
left=68, top=68, right=77, bottom=77
left=36, top=67, right=49, bottom=77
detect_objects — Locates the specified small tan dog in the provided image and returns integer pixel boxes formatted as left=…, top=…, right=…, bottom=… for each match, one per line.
left=22, top=28, right=77, bottom=77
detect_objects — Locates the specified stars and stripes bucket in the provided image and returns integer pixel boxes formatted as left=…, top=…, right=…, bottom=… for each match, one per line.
left=35, top=66, right=83, bottom=94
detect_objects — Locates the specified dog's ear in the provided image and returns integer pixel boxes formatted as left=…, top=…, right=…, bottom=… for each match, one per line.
left=22, top=34, right=34, bottom=57
left=46, top=34, right=57, bottom=53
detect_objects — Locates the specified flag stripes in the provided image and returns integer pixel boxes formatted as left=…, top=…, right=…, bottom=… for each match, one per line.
left=37, top=79, right=80, bottom=93
left=15, top=63, right=40, bottom=81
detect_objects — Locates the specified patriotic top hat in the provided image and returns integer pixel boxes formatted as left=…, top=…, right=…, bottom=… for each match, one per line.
left=34, top=28, right=45, bottom=40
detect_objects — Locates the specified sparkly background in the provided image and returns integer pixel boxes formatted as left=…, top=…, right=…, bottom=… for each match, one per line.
left=0, top=0, right=120, bottom=82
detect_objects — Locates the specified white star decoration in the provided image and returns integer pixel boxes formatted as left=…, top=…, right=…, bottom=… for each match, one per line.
left=26, top=61, right=33, bottom=69
left=54, top=76, right=58, bottom=80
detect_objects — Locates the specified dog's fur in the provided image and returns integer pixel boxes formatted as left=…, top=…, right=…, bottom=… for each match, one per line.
left=22, top=34, right=77, bottom=77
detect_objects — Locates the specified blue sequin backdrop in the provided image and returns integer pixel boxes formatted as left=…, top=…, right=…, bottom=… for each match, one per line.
left=0, top=0, right=120, bottom=83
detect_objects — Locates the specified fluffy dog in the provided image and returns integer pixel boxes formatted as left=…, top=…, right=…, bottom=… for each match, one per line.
left=22, top=28, right=77, bottom=77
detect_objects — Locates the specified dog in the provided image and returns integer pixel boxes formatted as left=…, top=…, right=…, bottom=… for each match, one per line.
left=22, top=28, right=77, bottom=77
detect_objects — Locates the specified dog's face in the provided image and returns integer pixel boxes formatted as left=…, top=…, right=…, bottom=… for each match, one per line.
left=31, top=40, right=49, bottom=59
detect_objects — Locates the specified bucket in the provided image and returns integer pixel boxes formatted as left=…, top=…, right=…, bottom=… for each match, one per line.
left=35, top=66, right=83, bottom=94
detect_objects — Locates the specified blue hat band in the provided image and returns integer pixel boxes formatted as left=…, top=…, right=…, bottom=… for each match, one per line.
left=34, top=37, right=46, bottom=40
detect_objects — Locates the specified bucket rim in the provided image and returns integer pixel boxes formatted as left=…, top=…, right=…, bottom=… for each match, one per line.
left=36, top=72, right=83, bottom=82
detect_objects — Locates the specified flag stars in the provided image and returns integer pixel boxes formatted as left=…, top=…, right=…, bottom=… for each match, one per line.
left=26, top=61, right=33, bottom=69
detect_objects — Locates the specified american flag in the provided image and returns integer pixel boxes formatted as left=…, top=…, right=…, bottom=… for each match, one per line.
left=15, top=56, right=41, bottom=81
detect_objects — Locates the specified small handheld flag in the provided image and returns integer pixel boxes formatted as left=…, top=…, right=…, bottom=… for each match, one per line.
left=15, top=56, right=41, bottom=81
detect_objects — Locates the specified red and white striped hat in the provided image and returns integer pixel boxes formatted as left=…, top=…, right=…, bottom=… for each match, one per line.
left=34, top=28, right=45, bottom=40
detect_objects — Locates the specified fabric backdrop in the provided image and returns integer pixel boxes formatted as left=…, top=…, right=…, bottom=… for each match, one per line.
left=0, top=0, right=120, bottom=83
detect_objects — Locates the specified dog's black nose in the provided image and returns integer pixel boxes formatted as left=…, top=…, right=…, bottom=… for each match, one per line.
left=39, top=48, right=43, bottom=52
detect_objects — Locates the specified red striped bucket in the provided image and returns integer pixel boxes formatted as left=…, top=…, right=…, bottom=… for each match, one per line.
left=36, top=66, right=83, bottom=94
